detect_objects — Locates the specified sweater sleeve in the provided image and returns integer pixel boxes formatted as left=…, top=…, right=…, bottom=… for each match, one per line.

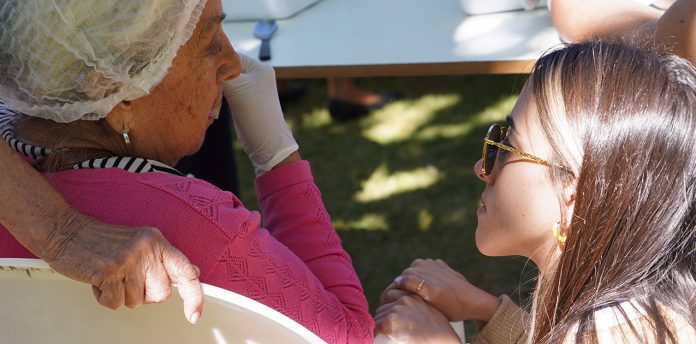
left=472, top=295, right=529, bottom=344
left=253, top=160, right=373, bottom=343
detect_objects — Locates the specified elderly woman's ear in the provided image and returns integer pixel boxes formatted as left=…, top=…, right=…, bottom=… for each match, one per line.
left=104, top=101, right=135, bottom=137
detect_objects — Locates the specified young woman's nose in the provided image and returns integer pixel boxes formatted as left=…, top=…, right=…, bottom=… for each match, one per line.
left=473, top=159, right=490, bottom=183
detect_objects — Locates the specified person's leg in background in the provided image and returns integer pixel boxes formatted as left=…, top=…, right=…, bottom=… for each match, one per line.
left=327, top=78, right=400, bottom=122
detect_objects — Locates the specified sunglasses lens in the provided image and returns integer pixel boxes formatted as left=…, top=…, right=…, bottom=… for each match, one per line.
left=484, top=125, right=501, bottom=175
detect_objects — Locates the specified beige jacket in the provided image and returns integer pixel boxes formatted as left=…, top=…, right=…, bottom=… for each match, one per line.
left=471, top=295, right=696, bottom=344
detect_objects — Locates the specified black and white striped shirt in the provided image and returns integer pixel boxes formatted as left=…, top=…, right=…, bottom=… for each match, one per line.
left=0, top=104, right=183, bottom=176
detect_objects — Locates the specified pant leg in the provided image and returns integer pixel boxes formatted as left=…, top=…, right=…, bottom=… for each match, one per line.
left=175, top=99, right=240, bottom=195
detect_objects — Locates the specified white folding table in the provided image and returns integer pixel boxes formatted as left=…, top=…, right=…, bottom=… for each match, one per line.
left=222, top=0, right=562, bottom=78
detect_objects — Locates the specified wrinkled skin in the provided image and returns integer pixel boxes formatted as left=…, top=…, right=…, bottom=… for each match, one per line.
left=46, top=209, right=203, bottom=323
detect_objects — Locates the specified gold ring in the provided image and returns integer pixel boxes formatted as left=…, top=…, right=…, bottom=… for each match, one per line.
left=416, top=279, right=425, bottom=293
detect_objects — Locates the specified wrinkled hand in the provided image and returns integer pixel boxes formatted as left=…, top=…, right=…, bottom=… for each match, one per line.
left=223, top=54, right=298, bottom=175
left=42, top=209, right=203, bottom=323
left=374, top=294, right=461, bottom=344
left=380, top=259, right=499, bottom=323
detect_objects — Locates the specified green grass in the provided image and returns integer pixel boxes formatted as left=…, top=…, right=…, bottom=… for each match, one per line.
left=233, top=75, right=538, bottom=332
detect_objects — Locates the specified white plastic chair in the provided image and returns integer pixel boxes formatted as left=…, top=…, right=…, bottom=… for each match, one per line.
left=0, top=258, right=326, bottom=344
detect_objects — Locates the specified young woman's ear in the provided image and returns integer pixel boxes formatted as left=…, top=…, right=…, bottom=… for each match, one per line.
left=562, top=181, right=576, bottom=224
left=563, top=184, right=576, bottom=206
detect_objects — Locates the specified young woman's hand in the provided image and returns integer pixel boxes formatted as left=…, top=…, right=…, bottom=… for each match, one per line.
left=374, top=294, right=461, bottom=344
left=380, top=259, right=500, bottom=323
left=222, top=54, right=299, bottom=175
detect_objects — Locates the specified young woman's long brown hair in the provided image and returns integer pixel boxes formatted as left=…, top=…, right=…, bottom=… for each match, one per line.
left=529, top=41, right=696, bottom=343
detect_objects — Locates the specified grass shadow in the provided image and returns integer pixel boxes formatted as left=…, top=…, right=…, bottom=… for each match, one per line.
left=233, top=75, right=538, bottom=336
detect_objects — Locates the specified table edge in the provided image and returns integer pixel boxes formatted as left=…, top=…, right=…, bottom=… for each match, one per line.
left=274, top=60, right=537, bottom=78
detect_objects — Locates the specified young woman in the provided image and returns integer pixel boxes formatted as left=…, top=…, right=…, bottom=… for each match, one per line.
left=375, top=41, right=696, bottom=343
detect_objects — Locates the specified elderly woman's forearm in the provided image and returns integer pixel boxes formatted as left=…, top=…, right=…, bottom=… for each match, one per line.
left=0, top=140, right=72, bottom=256
left=270, top=151, right=301, bottom=170
left=255, top=160, right=374, bottom=342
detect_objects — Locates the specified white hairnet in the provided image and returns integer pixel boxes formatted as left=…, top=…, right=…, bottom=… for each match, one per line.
left=0, top=0, right=208, bottom=123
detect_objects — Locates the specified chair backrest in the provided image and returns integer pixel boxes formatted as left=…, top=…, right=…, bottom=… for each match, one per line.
left=0, top=258, right=326, bottom=344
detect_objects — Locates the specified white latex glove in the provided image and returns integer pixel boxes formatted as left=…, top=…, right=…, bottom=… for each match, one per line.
left=223, top=54, right=298, bottom=175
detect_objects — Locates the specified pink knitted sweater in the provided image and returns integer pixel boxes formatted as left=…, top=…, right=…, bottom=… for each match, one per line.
left=0, top=160, right=373, bottom=343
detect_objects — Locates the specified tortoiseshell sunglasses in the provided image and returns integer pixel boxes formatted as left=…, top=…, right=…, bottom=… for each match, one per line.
left=481, top=124, right=573, bottom=176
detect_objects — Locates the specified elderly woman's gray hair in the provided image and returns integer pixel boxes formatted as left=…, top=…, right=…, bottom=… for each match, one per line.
left=0, top=0, right=208, bottom=123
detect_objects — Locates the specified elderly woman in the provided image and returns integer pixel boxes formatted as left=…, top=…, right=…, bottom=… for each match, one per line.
left=0, top=0, right=372, bottom=342
left=375, top=41, right=696, bottom=343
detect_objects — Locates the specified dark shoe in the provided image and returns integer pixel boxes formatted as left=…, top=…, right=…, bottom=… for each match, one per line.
left=277, top=81, right=307, bottom=109
left=328, top=92, right=401, bottom=122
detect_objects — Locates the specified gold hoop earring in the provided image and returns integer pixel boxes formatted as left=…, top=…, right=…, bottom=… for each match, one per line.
left=122, top=128, right=131, bottom=146
left=552, top=222, right=567, bottom=244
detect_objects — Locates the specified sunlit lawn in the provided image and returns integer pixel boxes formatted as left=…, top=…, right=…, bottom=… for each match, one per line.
left=233, top=75, right=538, bottom=334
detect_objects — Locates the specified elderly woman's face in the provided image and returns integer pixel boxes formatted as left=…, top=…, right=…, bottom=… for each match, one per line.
left=122, top=0, right=240, bottom=166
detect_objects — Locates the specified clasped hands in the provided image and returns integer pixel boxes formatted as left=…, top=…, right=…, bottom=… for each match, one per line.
left=375, top=259, right=501, bottom=343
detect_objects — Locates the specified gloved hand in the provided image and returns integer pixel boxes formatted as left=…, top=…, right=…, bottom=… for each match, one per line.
left=223, top=54, right=299, bottom=175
